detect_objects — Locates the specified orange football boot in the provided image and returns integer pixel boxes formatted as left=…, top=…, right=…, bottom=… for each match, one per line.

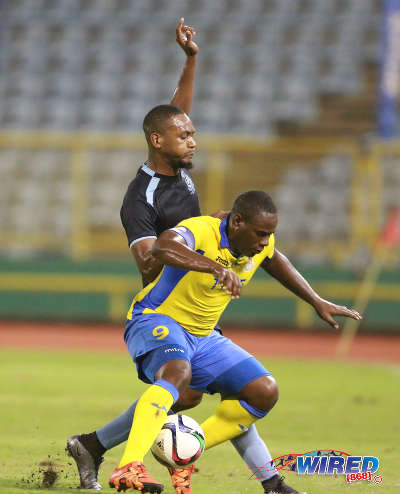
left=109, top=461, right=163, bottom=493
left=168, top=464, right=196, bottom=494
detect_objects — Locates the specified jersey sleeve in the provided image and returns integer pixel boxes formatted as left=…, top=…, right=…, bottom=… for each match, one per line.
left=169, top=226, right=196, bottom=249
left=174, top=217, right=213, bottom=252
left=120, top=195, right=158, bottom=248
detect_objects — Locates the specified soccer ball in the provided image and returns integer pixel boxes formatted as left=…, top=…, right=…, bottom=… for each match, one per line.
left=151, top=414, right=205, bottom=468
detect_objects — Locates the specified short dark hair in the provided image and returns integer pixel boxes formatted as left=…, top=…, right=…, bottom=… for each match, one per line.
left=142, top=104, right=185, bottom=143
left=232, top=190, right=277, bottom=221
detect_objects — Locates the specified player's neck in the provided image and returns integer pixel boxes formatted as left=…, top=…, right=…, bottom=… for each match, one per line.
left=225, top=217, right=242, bottom=258
left=146, top=156, right=178, bottom=176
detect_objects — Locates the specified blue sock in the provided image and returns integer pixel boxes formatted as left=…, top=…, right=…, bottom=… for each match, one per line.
left=230, top=424, right=278, bottom=482
left=96, top=400, right=175, bottom=450
left=96, top=400, right=138, bottom=450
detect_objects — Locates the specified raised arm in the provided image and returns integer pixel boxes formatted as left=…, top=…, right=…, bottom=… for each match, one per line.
left=261, top=249, right=362, bottom=329
left=152, top=230, right=242, bottom=298
left=170, top=18, right=198, bottom=115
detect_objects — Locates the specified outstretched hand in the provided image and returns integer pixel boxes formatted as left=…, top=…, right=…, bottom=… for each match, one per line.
left=176, top=17, right=198, bottom=56
left=313, top=298, right=362, bottom=329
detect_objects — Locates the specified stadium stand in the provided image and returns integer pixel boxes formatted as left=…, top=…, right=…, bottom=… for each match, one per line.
left=0, top=0, right=381, bottom=133
left=1, top=0, right=396, bottom=267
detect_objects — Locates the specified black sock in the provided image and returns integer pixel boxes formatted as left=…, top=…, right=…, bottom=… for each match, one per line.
left=78, top=432, right=107, bottom=458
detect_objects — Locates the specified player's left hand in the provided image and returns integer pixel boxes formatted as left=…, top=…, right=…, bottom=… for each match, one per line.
left=313, top=298, right=362, bottom=329
left=176, top=18, right=198, bottom=56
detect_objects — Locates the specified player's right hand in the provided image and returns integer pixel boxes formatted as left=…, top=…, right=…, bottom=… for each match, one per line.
left=213, top=266, right=242, bottom=299
left=176, top=18, right=198, bottom=56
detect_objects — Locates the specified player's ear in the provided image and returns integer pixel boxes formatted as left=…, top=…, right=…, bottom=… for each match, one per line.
left=231, top=213, right=243, bottom=231
left=150, top=132, right=163, bottom=149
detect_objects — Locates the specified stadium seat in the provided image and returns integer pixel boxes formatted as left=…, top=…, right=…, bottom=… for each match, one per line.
left=0, top=0, right=381, bottom=133
left=0, top=0, right=384, bottom=259
left=42, top=98, right=79, bottom=130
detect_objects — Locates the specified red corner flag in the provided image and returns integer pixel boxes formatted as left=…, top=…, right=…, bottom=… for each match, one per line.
left=380, top=207, right=400, bottom=247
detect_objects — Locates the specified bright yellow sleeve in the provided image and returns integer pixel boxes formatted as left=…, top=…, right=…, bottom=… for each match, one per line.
left=175, top=216, right=217, bottom=252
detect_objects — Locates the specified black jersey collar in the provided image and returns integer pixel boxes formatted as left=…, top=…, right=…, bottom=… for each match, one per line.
left=141, top=163, right=180, bottom=180
left=141, top=163, right=156, bottom=176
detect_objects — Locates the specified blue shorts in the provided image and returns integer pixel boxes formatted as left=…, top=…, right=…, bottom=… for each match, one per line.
left=124, top=313, right=271, bottom=396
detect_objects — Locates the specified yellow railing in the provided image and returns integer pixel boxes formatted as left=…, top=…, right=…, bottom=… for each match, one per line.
left=1, top=272, right=400, bottom=324
left=0, top=131, right=398, bottom=263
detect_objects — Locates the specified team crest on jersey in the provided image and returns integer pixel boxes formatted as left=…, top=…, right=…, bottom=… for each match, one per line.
left=181, top=171, right=196, bottom=194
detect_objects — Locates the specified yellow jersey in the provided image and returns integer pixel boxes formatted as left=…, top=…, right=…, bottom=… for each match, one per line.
left=127, top=215, right=275, bottom=336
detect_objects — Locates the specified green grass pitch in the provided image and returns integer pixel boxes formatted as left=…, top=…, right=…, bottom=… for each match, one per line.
left=1, top=347, right=399, bottom=494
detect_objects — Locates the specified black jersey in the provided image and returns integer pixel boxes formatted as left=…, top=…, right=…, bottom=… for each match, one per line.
left=121, top=163, right=201, bottom=248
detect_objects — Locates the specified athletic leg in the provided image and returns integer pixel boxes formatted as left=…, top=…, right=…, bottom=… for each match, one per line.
left=67, top=388, right=203, bottom=490
left=109, top=314, right=196, bottom=492
left=190, top=331, right=304, bottom=494
left=97, top=386, right=202, bottom=448
left=201, top=375, right=278, bottom=449
left=230, top=425, right=278, bottom=482
left=118, top=359, right=190, bottom=466
left=109, top=357, right=191, bottom=492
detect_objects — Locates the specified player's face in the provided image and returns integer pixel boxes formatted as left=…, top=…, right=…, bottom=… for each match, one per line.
left=230, top=211, right=278, bottom=257
left=160, top=114, right=196, bottom=170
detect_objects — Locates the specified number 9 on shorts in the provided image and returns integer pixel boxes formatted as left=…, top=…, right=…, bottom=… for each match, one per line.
left=153, top=325, right=169, bottom=340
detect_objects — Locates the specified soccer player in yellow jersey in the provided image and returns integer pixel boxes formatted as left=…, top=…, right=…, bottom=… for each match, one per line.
left=109, top=190, right=362, bottom=492
left=68, top=19, right=306, bottom=494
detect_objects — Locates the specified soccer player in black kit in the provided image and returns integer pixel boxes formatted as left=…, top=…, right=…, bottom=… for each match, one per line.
left=121, top=109, right=200, bottom=287
left=67, top=19, right=303, bottom=494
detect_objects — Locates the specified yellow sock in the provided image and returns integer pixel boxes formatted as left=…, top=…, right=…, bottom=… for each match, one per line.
left=119, top=381, right=177, bottom=466
left=201, top=399, right=260, bottom=450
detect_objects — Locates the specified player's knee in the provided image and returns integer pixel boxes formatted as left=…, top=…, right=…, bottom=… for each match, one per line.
left=172, top=389, right=203, bottom=412
left=240, top=376, right=279, bottom=412
left=261, top=375, right=279, bottom=411
left=155, top=359, right=192, bottom=395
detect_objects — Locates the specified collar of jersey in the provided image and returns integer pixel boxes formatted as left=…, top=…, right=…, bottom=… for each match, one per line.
left=219, top=215, right=230, bottom=248
left=141, top=163, right=180, bottom=179
left=219, top=214, right=243, bottom=259
left=141, top=163, right=156, bottom=176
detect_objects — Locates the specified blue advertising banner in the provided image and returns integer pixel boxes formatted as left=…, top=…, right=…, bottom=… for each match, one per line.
left=378, top=0, right=400, bottom=138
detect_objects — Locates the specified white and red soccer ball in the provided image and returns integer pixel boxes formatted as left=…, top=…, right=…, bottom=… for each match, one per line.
left=151, top=414, right=205, bottom=468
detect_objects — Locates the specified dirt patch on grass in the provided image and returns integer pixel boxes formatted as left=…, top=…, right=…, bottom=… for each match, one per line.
left=20, top=459, right=58, bottom=489
left=18, top=454, right=75, bottom=489
left=38, top=461, right=58, bottom=488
